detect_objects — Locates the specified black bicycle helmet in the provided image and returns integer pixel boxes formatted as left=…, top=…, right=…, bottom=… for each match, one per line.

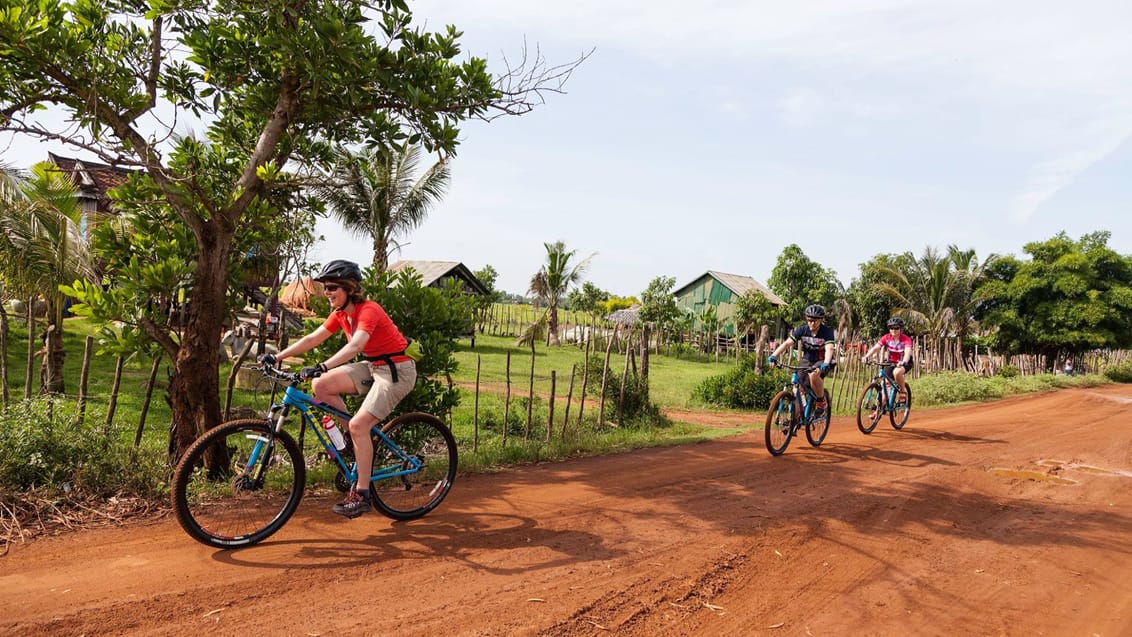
left=886, top=316, right=906, bottom=329
left=313, top=259, right=363, bottom=282
left=804, top=304, right=826, bottom=320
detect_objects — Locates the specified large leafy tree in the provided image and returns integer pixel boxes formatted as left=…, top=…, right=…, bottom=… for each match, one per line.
left=767, top=244, right=844, bottom=325
left=528, top=240, right=593, bottom=347
left=315, top=143, right=450, bottom=272
left=1, top=0, right=580, bottom=461
left=978, top=231, right=1132, bottom=368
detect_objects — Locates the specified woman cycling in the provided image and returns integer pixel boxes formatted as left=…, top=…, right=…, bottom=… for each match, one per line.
left=768, top=304, right=837, bottom=415
left=861, top=316, right=913, bottom=402
left=259, top=259, right=416, bottom=518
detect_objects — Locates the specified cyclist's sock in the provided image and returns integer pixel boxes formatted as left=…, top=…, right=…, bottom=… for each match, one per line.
left=356, top=488, right=371, bottom=501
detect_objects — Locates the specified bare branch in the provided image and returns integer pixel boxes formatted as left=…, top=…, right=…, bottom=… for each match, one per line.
left=481, top=42, right=593, bottom=121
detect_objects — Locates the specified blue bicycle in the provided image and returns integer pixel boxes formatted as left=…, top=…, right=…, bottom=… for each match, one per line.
left=171, top=362, right=457, bottom=548
left=765, top=362, right=831, bottom=455
left=856, top=361, right=913, bottom=434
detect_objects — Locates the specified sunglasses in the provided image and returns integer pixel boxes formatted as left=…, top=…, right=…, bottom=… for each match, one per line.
left=323, top=284, right=342, bottom=292
left=889, top=326, right=903, bottom=330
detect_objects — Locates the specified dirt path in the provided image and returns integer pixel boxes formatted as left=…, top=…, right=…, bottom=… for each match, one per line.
left=2, top=386, right=1130, bottom=636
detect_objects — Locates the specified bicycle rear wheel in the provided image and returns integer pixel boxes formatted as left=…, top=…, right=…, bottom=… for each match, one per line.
left=856, top=383, right=884, bottom=434
left=890, top=384, right=912, bottom=430
left=370, top=412, right=458, bottom=521
left=171, top=419, right=305, bottom=549
left=764, top=390, right=796, bottom=456
left=806, top=389, right=831, bottom=446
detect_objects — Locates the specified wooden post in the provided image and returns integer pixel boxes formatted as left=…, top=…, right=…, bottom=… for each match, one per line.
left=473, top=355, right=481, bottom=453
left=617, top=332, right=632, bottom=425
left=503, top=351, right=511, bottom=445
left=135, top=353, right=163, bottom=448
left=562, top=363, right=576, bottom=438
left=105, top=356, right=124, bottom=426
left=77, top=335, right=93, bottom=424
left=547, top=369, right=556, bottom=442
left=598, top=325, right=618, bottom=428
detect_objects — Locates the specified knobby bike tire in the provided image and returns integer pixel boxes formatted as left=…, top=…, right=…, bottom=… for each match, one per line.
left=765, top=390, right=796, bottom=456
left=171, top=419, right=306, bottom=549
left=856, top=382, right=884, bottom=434
left=890, top=384, right=913, bottom=430
left=370, top=412, right=458, bottom=521
left=806, top=388, right=831, bottom=447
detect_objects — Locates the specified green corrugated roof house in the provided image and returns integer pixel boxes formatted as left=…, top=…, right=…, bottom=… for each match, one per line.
left=673, top=270, right=785, bottom=336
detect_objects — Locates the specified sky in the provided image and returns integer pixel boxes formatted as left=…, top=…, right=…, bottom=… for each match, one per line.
left=5, top=0, right=1132, bottom=298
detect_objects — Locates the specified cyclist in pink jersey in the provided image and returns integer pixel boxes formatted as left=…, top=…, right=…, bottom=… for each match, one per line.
left=861, top=316, right=913, bottom=401
left=259, top=260, right=416, bottom=518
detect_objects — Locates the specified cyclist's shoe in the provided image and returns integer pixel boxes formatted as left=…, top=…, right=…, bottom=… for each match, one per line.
left=813, top=399, right=828, bottom=417
left=332, top=490, right=372, bottom=518
left=896, top=391, right=908, bottom=404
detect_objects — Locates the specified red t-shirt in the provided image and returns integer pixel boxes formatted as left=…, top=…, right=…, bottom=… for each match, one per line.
left=877, top=332, right=913, bottom=363
left=321, top=300, right=407, bottom=359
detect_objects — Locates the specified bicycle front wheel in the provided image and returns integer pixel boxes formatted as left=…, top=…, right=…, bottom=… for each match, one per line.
left=856, top=383, right=884, bottom=434
left=371, top=412, right=458, bottom=521
left=765, top=390, right=796, bottom=456
left=171, top=419, right=305, bottom=549
left=890, top=384, right=913, bottom=430
left=806, top=389, right=831, bottom=447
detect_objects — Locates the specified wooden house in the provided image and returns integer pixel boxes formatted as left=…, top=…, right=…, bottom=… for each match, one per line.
left=388, top=260, right=489, bottom=296
left=673, top=270, right=785, bottom=336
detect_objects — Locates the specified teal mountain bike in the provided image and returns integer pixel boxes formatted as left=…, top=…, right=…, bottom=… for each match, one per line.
left=765, top=362, right=832, bottom=456
left=171, top=362, right=457, bottom=549
left=855, top=361, right=913, bottom=434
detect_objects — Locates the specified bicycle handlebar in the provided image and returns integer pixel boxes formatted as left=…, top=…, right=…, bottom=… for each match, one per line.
left=258, top=362, right=306, bottom=384
left=771, top=361, right=819, bottom=373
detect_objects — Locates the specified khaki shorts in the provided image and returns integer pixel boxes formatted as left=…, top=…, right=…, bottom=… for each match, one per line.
left=341, top=360, right=418, bottom=420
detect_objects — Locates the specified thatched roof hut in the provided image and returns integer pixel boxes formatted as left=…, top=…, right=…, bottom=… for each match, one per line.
left=279, top=277, right=322, bottom=316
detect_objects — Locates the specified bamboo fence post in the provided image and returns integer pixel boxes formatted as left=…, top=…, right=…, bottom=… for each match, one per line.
left=617, top=333, right=633, bottom=425
left=577, top=334, right=592, bottom=427
left=134, top=353, right=163, bottom=448
left=106, top=356, right=124, bottom=426
left=503, top=351, right=511, bottom=445
left=77, top=335, right=93, bottom=424
left=526, top=341, right=535, bottom=439
left=598, top=325, right=618, bottom=428
left=0, top=301, right=8, bottom=407
left=562, top=363, right=576, bottom=438
left=546, top=369, right=556, bottom=442
left=24, top=298, right=33, bottom=400
left=473, top=355, right=481, bottom=453
left=224, top=338, right=255, bottom=420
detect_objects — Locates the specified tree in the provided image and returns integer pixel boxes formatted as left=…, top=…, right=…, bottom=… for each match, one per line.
left=315, top=143, right=450, bottom=272
left=733, top=289, right=781, bottom=341
left=528, top=240, right=593, bottom=347
left=767, top=244, right=844, bottom=324
left=637, top=275, right=679, bottom=389
left=978, top=231, right=1132, bottom=368
left=1, top=0, right=583, bottom=461
left=0, top=162, right=96, bottom=393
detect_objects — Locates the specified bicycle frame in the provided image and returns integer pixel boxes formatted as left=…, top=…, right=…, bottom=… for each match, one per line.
left=259, top=376, right=424, bottom=487
left=785, top=365, right=820, bottom=424
left=873, top=364, right=902, bottom=413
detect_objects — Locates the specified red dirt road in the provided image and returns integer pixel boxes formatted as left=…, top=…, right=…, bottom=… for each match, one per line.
left=2, top=386, right=1130, bottom=636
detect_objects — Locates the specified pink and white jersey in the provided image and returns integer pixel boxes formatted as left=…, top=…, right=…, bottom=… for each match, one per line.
left=878, top=332, right=913, bottom=363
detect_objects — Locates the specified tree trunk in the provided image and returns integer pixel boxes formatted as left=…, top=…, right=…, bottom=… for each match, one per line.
left=547, top=302, right=561, bottom=346
left=639, top=323, right=651, bottom=396
left=164, top=226, right=233, bottom=465
left=24, top=297, right=34, bottom=400
left=43, top=298, right=66, bottom=394
left=0, top=301, right=9, bottom=406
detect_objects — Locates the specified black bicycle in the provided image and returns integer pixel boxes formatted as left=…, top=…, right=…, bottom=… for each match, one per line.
left=171, top=363, right=458, bottom=548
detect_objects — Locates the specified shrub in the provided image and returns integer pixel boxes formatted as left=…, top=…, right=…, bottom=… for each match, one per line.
left=693, top=355, right=790, bottom=410
left=996, top=364, right=1020, bottom=378
left=1104, top=361, right=1132, bottom=383
left=0, top=397, right=165, bottom=498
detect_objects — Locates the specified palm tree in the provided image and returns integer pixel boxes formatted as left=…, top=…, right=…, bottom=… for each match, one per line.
left=528, top=240, right=593, bottom=347
left=0, top=162, right=97, bottom=393
left=315, top=143, right=450, bottom=272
